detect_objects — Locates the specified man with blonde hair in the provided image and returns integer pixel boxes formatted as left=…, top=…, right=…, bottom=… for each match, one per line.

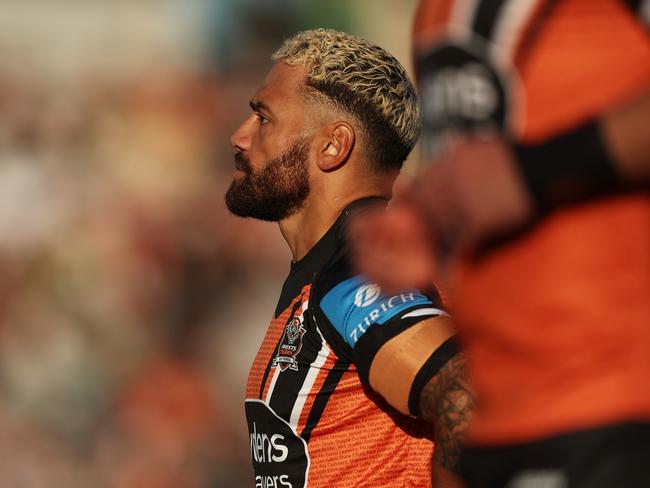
left=226, top=29, right=471, bottom=487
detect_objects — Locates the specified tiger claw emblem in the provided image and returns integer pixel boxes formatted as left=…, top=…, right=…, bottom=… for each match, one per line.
left=273, top=316, right=306, bottom=372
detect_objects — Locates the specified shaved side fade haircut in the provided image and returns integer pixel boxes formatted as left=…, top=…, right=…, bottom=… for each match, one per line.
left=273, top=28, right=421, bottom=172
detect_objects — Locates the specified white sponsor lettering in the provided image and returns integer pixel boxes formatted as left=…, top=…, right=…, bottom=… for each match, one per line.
left=255, top=475, right=293, bottom=488
left=400, top=292, right=415, bottom=302
left=271, top=435, right=289, bottom=462
left=421, top=62, right=497, bottom=123
left=349, top=293, right=418, bottom=344
left=250, top=422, right=289, bottom=463
left=354, top=283, right=381, bottom=307
left=506, top=469, right=568, bottom=488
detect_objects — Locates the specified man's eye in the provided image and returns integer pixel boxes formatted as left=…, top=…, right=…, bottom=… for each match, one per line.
left=256, top=113, right=269, bottom=125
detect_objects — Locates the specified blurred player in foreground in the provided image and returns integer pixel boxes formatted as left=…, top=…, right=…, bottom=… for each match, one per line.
left=351, top=1, right=650, bottom=486
left=225, top=29, right=473, bottom=487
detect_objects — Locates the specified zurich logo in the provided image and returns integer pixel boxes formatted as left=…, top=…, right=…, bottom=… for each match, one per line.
left=354, top=283, right=381, bottom=307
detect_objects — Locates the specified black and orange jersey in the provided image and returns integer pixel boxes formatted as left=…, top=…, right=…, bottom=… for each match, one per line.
left=413, top=0, right=650, bottom=445
left=245, top=198, right=455, bottom=488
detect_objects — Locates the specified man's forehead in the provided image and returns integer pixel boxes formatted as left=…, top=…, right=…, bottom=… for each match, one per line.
left=252, top=62, right=307, bottom=106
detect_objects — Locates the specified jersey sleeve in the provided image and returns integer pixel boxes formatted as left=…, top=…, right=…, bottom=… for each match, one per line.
left=319, top=274, right=445, bottom=347
left=311, top=255, right=458, bottom=417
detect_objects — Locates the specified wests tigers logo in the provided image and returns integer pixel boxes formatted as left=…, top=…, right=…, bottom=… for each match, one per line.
left=273, top=315, right=306, bottom=372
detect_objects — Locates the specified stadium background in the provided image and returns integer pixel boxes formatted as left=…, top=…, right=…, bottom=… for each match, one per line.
left=0, top=0, right=419, bottom=486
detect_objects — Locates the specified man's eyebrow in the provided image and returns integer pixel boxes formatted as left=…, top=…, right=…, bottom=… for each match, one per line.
left=250, top=99, right=272, bottom=114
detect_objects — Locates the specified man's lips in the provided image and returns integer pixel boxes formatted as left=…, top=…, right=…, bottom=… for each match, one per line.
left=234, top=153, right=251, bottom=173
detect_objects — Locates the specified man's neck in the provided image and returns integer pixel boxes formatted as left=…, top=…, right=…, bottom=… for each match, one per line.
left=278, top=189, right=386, bottom=262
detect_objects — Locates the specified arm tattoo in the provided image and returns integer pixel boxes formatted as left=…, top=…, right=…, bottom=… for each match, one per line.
left=419, top=353, right=474, bottom=473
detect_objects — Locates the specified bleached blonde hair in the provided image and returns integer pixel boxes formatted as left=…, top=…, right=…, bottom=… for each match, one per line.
left=272, top=28, right=420, bottom=171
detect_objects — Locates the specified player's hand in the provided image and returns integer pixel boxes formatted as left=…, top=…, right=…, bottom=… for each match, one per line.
left=348, top=186, right=440, bottom=295
left=349, top=137, right=534, bottom=294
left=412, top=137, right=535, bottom=259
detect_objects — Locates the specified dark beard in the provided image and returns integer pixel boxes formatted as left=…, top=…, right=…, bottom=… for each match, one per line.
left=225, top=137, right=310, bottom=222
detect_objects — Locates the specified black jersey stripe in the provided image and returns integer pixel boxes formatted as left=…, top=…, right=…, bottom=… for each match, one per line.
left=472, top=0, right=509, bottom=41
left=352, top=313, right=436, bottom=388
left=408, top=336, right=460, bottom=418
left=259, top=298, right=304, bottom=398
left=623, top=0, right=650, bottom=27
left=268, top=308, right=324, bottom=421
left=300, top=358, right=348, bottom=443
left=511, top=0, right=559, bottom=67
left=624, top=0, right=645, bottom=13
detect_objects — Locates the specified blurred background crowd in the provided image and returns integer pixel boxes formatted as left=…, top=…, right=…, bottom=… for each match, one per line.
left=0, top=0, right=417, bottom=486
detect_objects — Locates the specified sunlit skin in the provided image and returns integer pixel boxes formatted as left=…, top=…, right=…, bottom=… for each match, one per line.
left=230, top=65, right=309, bottom=182
left=230, top=61, right=390, bottom=262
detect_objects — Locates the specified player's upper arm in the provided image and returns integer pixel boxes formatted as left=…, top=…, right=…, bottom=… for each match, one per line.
left=318, top=274, right=458, bottom=416
left=368, top=314, right=457, bottom=416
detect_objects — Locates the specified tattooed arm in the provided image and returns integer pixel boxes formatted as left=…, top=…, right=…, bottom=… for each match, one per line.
left=419, top=353, right=473, bottom=474
left=364, top=314, right=473, bottom=484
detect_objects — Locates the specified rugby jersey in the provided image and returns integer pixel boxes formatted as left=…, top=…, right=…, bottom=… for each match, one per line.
left=245, top=198, right=450, bottom=488
left=413, top=0, right=650, bottom=445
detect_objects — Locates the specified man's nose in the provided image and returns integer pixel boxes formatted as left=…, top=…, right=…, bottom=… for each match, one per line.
left=230, top=115, right=256, bottom=151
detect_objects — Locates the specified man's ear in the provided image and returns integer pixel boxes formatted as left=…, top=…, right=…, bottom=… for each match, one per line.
left=315, top=122, right=355, bottom=172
